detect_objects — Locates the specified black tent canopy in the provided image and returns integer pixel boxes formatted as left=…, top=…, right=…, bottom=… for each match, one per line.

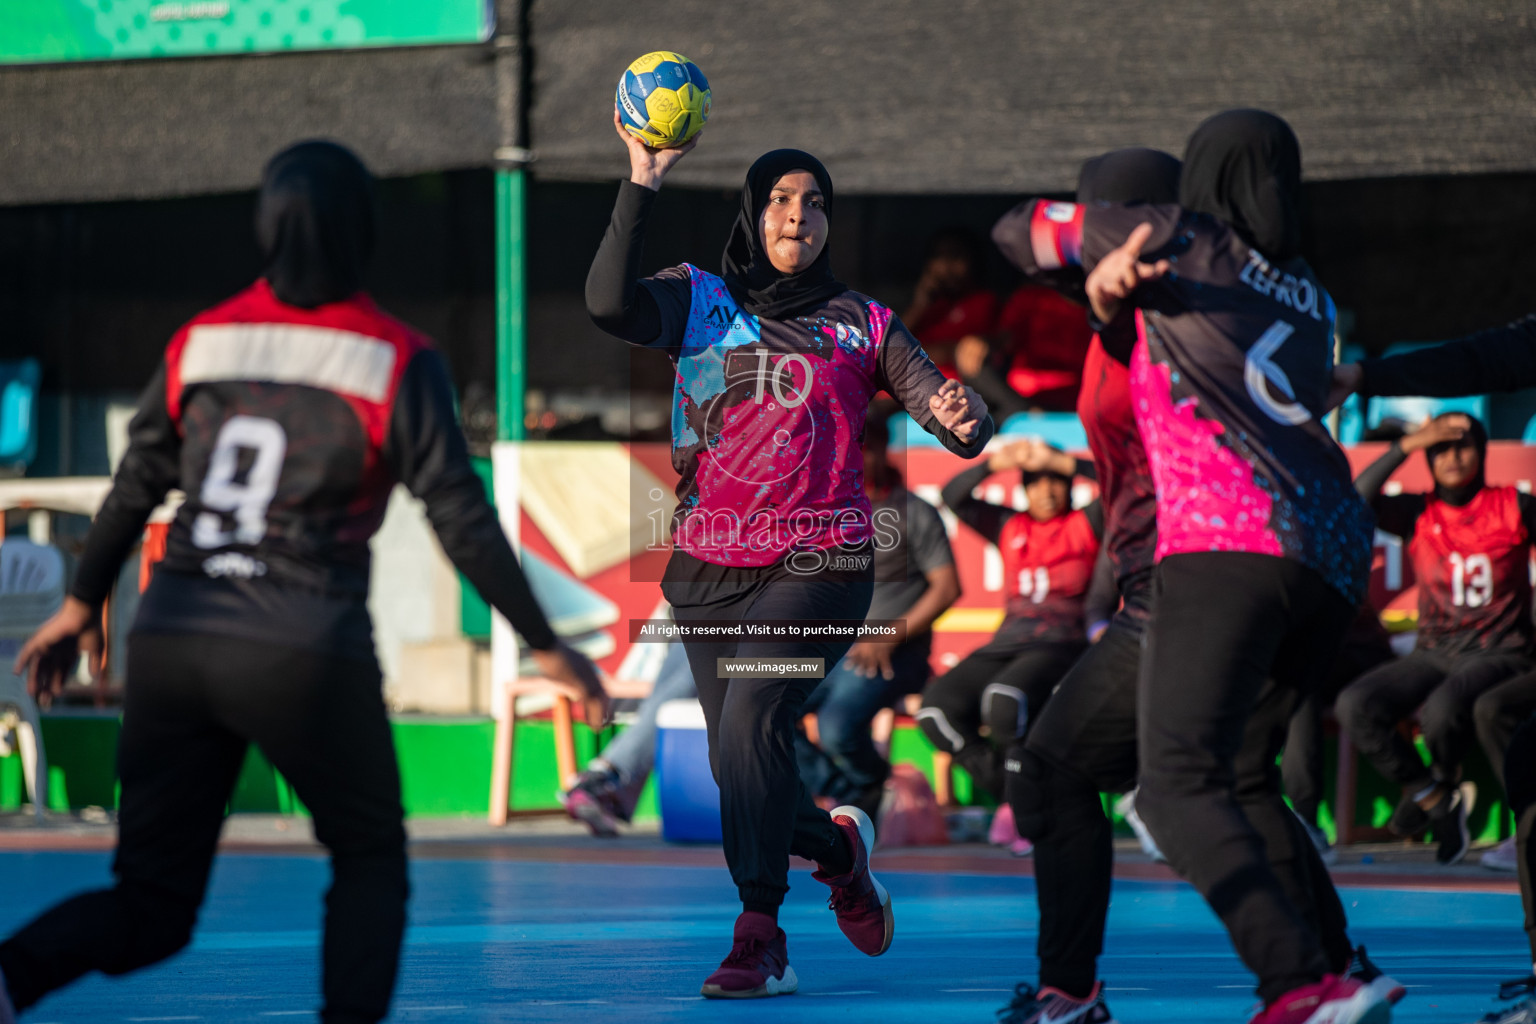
left=2, top=0, right=1533, bottom=205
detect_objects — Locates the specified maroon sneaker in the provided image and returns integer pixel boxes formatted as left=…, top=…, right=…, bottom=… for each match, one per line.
left=812, top=804, right=894, bottom=956
left=699, top=911, right=798, bottom=999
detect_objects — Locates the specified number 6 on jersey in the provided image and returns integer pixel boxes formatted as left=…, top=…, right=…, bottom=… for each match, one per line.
left=192, top=415, right=287, bottom=549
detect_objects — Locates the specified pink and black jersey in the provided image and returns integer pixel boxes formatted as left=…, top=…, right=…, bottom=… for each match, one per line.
left=71, top=279, right=556, bottom=658
left=994, top=200, right=1374, bottom=604
left=638, top=264, right=989, bottom=568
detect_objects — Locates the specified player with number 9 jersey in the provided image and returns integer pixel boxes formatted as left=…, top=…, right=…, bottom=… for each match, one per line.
left=0, top=142, right=601, bottom=1024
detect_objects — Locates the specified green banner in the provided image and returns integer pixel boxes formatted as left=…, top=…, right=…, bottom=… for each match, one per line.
left=2, top=0, right=492, bottom=64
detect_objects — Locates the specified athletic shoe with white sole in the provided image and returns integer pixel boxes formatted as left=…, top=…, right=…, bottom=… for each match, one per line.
left=996, top=981, right=1118, bottom=1024
left=1247, top=974, right=1391, bottom=1024
left=1346, top=946, right=1406, bottom=1005
left=1483, top=836, right=1520, bottom=873
left=813, top=804, right=894, bottom=956
left=1472, top=977, right=1536, bottom=1023
left=1114, top=789, right=1166, bottom=862
left=1433, top=782, right=1477, bottom=866
left=699, top=911, right=798, bottom=999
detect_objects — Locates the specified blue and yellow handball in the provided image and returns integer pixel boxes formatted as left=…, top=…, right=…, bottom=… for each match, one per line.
left=616, top=51, right=711, bottom=149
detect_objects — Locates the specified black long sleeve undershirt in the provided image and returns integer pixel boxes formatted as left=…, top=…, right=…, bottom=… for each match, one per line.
left=386, top=351, right=557, bottom=651
left=584, top=178, right=994, bottom=458
left=585, top=180, right=668, bottom=345
left=1361, top=314, right=1536, bottom=398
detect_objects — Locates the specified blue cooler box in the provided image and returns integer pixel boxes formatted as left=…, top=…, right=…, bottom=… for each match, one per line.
left=655, top=699, right=722, bottom=843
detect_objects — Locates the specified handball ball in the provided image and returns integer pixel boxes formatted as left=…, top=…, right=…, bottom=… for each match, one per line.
left=616, top=51, right=711, bottom=149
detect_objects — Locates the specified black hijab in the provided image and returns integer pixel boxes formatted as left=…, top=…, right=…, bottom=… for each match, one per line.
left=721, top=149, right=846, bottom=320
left=1077, top=147, right=1182, bottom=205
left=1179, top=109, right=1303, bottom=262
left=1425, top=413, right=1489, bottom=506
left=256, top=140, right=376, bottom=309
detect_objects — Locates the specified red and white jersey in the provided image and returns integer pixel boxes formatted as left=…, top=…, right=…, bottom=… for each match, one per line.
left=73, top=278, right=557, bottom=659
left=1409, top=486, right=1533, bottom=654
left=997, top=508, right=1102, bottom=645
left=156, top=279, right=430, bottom=592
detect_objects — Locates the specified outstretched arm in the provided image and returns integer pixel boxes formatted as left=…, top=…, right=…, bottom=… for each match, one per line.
left=1328, top=314, right=1536, bottom=410
left=876, top=314, right=995, bottom=455
left=15, top=365, right=182, bottom=701
left=386, top=351, right=611, bottom=724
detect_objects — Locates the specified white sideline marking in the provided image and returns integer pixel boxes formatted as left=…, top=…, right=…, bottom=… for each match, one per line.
left=942, top=988, right=1012, bottom=993
left=395, top=1008, right=469, bottom=1013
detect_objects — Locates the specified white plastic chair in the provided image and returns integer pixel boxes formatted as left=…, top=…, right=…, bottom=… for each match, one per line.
left=0, top=539, right=62, bottom=818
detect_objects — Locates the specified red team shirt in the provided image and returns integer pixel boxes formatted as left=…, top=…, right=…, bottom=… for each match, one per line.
left=1075, top=333, right=1157, bottom=592
left=998, top=507, right=1102, bottom=641
left=1381, top=485, right=1535, bottom=655
left=942, top=461, right=1104, bottom=648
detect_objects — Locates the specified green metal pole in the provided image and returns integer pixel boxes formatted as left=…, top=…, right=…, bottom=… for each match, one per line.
left=495, top=165, right=527, bottom=442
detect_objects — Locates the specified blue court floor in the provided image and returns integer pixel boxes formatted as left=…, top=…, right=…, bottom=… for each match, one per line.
left=0, top=849, right=1523, bottom=1023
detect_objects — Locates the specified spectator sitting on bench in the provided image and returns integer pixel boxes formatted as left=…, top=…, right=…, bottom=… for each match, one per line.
left=1337, top=413, right=1536, bottom=865
left=919, top=439, right=1103, bottom=851
left=795, top=413, right=961, bottom=822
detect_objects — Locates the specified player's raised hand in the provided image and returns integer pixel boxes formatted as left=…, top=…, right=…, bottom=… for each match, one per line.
left=12, top=596, right=101, bottom=709
left=531, top=641, right=614, bottom=728
left=616, top=106, right=700, bottom=191
left=1086, top=222, right=1170, bottom=323
left=1401, top=413, right=1471, bottom=454
left=929, top=379, right=988, bottom=443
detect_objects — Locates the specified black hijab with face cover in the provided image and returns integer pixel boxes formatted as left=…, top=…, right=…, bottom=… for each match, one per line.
left=720, top=149, right=846, bottom=320
left=1077, top=147, right=1182, bottom=206
left=256, top=140, right=376, bottom=309
left=1179, top=109, right=1303, bottom=262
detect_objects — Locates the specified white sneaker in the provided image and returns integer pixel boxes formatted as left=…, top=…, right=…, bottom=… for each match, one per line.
left=1484, top=835, right=1520, bottom=873
left=1115, top=789, right=1166, bottom=862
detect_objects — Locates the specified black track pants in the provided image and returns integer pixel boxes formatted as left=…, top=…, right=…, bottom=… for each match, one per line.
left=917, top=641, right=1084, bottom=800
left=1135, top=553, right=1355, bottom=1005
left=664, top=552, right=873, bottom=908
left=0, top=632, right=408, bottom=1024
